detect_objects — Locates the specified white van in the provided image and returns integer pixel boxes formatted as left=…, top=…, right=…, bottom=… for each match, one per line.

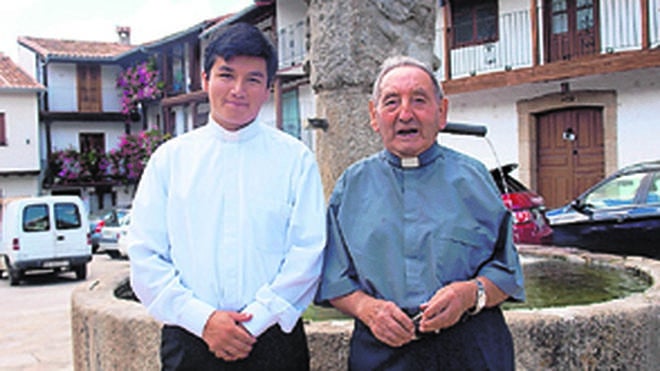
left=0, top=195, right=92, bottom=286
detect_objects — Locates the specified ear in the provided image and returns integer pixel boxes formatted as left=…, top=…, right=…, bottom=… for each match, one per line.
left=437, top=97, right=449, bottom=131
left=202, top=71, right=209, bottom=92
left=368, top=100, right=379, bottom=132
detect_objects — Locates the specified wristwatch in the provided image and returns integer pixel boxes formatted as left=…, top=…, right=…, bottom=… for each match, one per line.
left=467, top=278, right=486, bottom=315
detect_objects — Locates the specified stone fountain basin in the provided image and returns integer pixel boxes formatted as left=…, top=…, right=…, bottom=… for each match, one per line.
left=71, top=245, right=660, bottom=370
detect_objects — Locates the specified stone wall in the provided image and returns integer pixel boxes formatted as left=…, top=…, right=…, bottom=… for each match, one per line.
left=71, top=246, right=660, bottom=371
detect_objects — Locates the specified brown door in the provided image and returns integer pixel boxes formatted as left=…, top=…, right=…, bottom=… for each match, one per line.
left=537, top=107, right=604, bottom=208
left=544, top=0, right=598, bottom=62
left=77, top=64, right=102, bottom=112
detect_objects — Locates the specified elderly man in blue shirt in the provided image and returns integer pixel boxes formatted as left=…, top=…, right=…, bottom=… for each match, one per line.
left=315, top=55, right=525, bottom=370
left=129, top=23, right=326, bottom=370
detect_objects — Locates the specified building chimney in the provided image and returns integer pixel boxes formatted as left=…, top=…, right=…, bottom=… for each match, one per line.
left=116, top=26, right=131, bottom=45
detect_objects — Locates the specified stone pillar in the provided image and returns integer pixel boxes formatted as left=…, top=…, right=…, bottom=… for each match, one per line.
left=308, top=0, right=437, bottom=197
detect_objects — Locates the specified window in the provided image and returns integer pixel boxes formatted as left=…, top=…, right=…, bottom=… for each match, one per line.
left=168, top=45, right=186, bottom=94
left=647, top=174, right=660, bottom=204
left=451, top=0, right=498, bottom=48
left=282, top=90, right=301, bottom=139
left=54, top=202, right=82, bottom=229
left=23, top=204, right=50, bottom=232
left=77, top=64, right=102, bottom=112
left=584, top=173, right=645, bottom=209
left=0, top=112, right=6, bottom=145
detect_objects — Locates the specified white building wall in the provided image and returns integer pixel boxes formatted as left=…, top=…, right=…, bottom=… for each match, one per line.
left=0, top=178, right=40, bottom=198
left=444, top=67, right=660, bottom=174
left=0, top=94, right=40, bottom=170
left=297, top=84, right=317, bottom=151
left=47, top=63, right=77, bottom=111
left=46, top=121, right=137, bottom=154
left=101, top=65, right=122, bottom=112
left=17, top=46, right=38, bottom=79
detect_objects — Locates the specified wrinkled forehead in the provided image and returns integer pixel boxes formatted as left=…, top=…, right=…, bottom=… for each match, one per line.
left=378, top=66, right=435, bottom=98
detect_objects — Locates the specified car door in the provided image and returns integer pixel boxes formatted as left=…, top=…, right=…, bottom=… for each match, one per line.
left=581, top=171, right=650, bottom=248
left=53, top=200, right=87, bottom=259
left=20, top=201, right=54, bottom=260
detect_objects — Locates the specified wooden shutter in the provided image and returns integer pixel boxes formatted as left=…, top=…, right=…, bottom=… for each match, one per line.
left=77, top=65, right=102, bottom=112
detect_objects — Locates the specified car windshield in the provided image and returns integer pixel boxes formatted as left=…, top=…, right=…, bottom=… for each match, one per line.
left=583, top=172, right=646, bottom=209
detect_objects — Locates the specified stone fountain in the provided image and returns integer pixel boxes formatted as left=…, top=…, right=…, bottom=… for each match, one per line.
left=71, top=245, right=660, bottom=370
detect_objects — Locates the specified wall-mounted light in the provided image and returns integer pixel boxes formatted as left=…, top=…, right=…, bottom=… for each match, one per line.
left=306, top=118, right=329, bottom=131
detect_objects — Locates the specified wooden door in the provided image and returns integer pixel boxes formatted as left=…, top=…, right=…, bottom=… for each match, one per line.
left=537, top=107, right=604, bottom=208
left=77, top=65, right=102, bottom=112
left=544, top=0, right=598, bottom=62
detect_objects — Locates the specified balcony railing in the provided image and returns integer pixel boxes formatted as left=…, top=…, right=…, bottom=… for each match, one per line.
left=436, top=0, right=660, bottom=80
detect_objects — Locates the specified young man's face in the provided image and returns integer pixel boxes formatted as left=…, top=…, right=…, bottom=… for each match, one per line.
left=202, top=55, right=270, bottom=131
left=369, top=65, right=448, bottom=158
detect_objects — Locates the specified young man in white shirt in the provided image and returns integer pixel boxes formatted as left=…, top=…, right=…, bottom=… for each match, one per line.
left=129, top=22, right=326, bottom=371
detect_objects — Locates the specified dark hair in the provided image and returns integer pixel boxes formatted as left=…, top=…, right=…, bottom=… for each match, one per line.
left=203, top=22, right=278, bottom=87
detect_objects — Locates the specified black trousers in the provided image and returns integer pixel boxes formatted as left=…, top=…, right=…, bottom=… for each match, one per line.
left=161, top=320, right=309, bottom=371
left=349, top=307, right=515, bottom=371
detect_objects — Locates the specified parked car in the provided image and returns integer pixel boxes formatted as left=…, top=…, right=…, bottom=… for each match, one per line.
left=546, top=160, right=660, bottom=259
left=91, top=206, right=131, bottom=258
left=490, top=164, right=553, bottom=245
left=116, top=222, right=131, bottom=259
left=0, top=195, right=91, bottom=285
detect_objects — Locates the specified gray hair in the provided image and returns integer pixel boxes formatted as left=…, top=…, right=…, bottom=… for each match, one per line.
left=371, top=56, right=444, bottom=105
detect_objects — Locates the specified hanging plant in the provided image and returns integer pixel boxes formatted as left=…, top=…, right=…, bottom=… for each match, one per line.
left=117, top=59, right=164, bottom=117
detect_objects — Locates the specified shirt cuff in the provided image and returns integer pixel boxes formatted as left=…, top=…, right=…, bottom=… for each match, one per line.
left=241, top=301, right=278, bottom=337
left=241, top=286, right=300, bottom=337
left=177, top=298, right=217, bottom=338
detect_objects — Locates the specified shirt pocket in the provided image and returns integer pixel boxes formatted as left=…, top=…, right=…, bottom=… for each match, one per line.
left=248, top=196, right=293, bottom=254
left=433, top=226, right=494, bottom=284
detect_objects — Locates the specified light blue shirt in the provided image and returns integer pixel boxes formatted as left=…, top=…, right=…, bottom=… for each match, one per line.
left=129, top=119, right=326, bottom=338
left=316, top=143, right=525, bottom=309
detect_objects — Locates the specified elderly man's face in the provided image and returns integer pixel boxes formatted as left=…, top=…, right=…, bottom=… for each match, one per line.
left=369, top=65, right=448, bottom=158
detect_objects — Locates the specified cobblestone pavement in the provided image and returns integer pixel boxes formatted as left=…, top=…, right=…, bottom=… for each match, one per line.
left=0, top=254, right=129, bottom=371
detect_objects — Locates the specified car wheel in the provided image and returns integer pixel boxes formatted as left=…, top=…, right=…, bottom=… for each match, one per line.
left=74, top=264, right=87, bottom=280
left=8, top=265, right=23, bottom=286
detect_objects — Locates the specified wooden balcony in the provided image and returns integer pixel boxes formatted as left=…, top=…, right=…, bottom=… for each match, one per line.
left=436, top=0, right=660, bottom=94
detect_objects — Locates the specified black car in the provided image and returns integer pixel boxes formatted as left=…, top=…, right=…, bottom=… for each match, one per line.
left=546, top=160, right=660, bottom=259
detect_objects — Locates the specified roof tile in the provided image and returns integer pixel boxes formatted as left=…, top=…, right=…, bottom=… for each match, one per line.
left=0, top=53, right=43, bottom=90
left=17, top=36, right=134, bottom=60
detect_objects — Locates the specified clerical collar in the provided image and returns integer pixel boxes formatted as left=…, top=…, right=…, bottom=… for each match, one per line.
left=207, top=115, right=260, bottom=142
left=382, top=144, right=442, bottom=169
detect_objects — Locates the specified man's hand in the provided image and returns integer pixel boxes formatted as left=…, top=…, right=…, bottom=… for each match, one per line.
left=330, top=291, right=415, bottom=348
left=202, top=310, right=257, bottom=361
left=417, top=281, right=474, bottom=334
left=417, top=277, right=508, bottom=334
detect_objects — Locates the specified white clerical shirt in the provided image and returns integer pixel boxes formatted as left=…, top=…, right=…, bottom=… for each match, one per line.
left=128, top=118, right=326, bottom=338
